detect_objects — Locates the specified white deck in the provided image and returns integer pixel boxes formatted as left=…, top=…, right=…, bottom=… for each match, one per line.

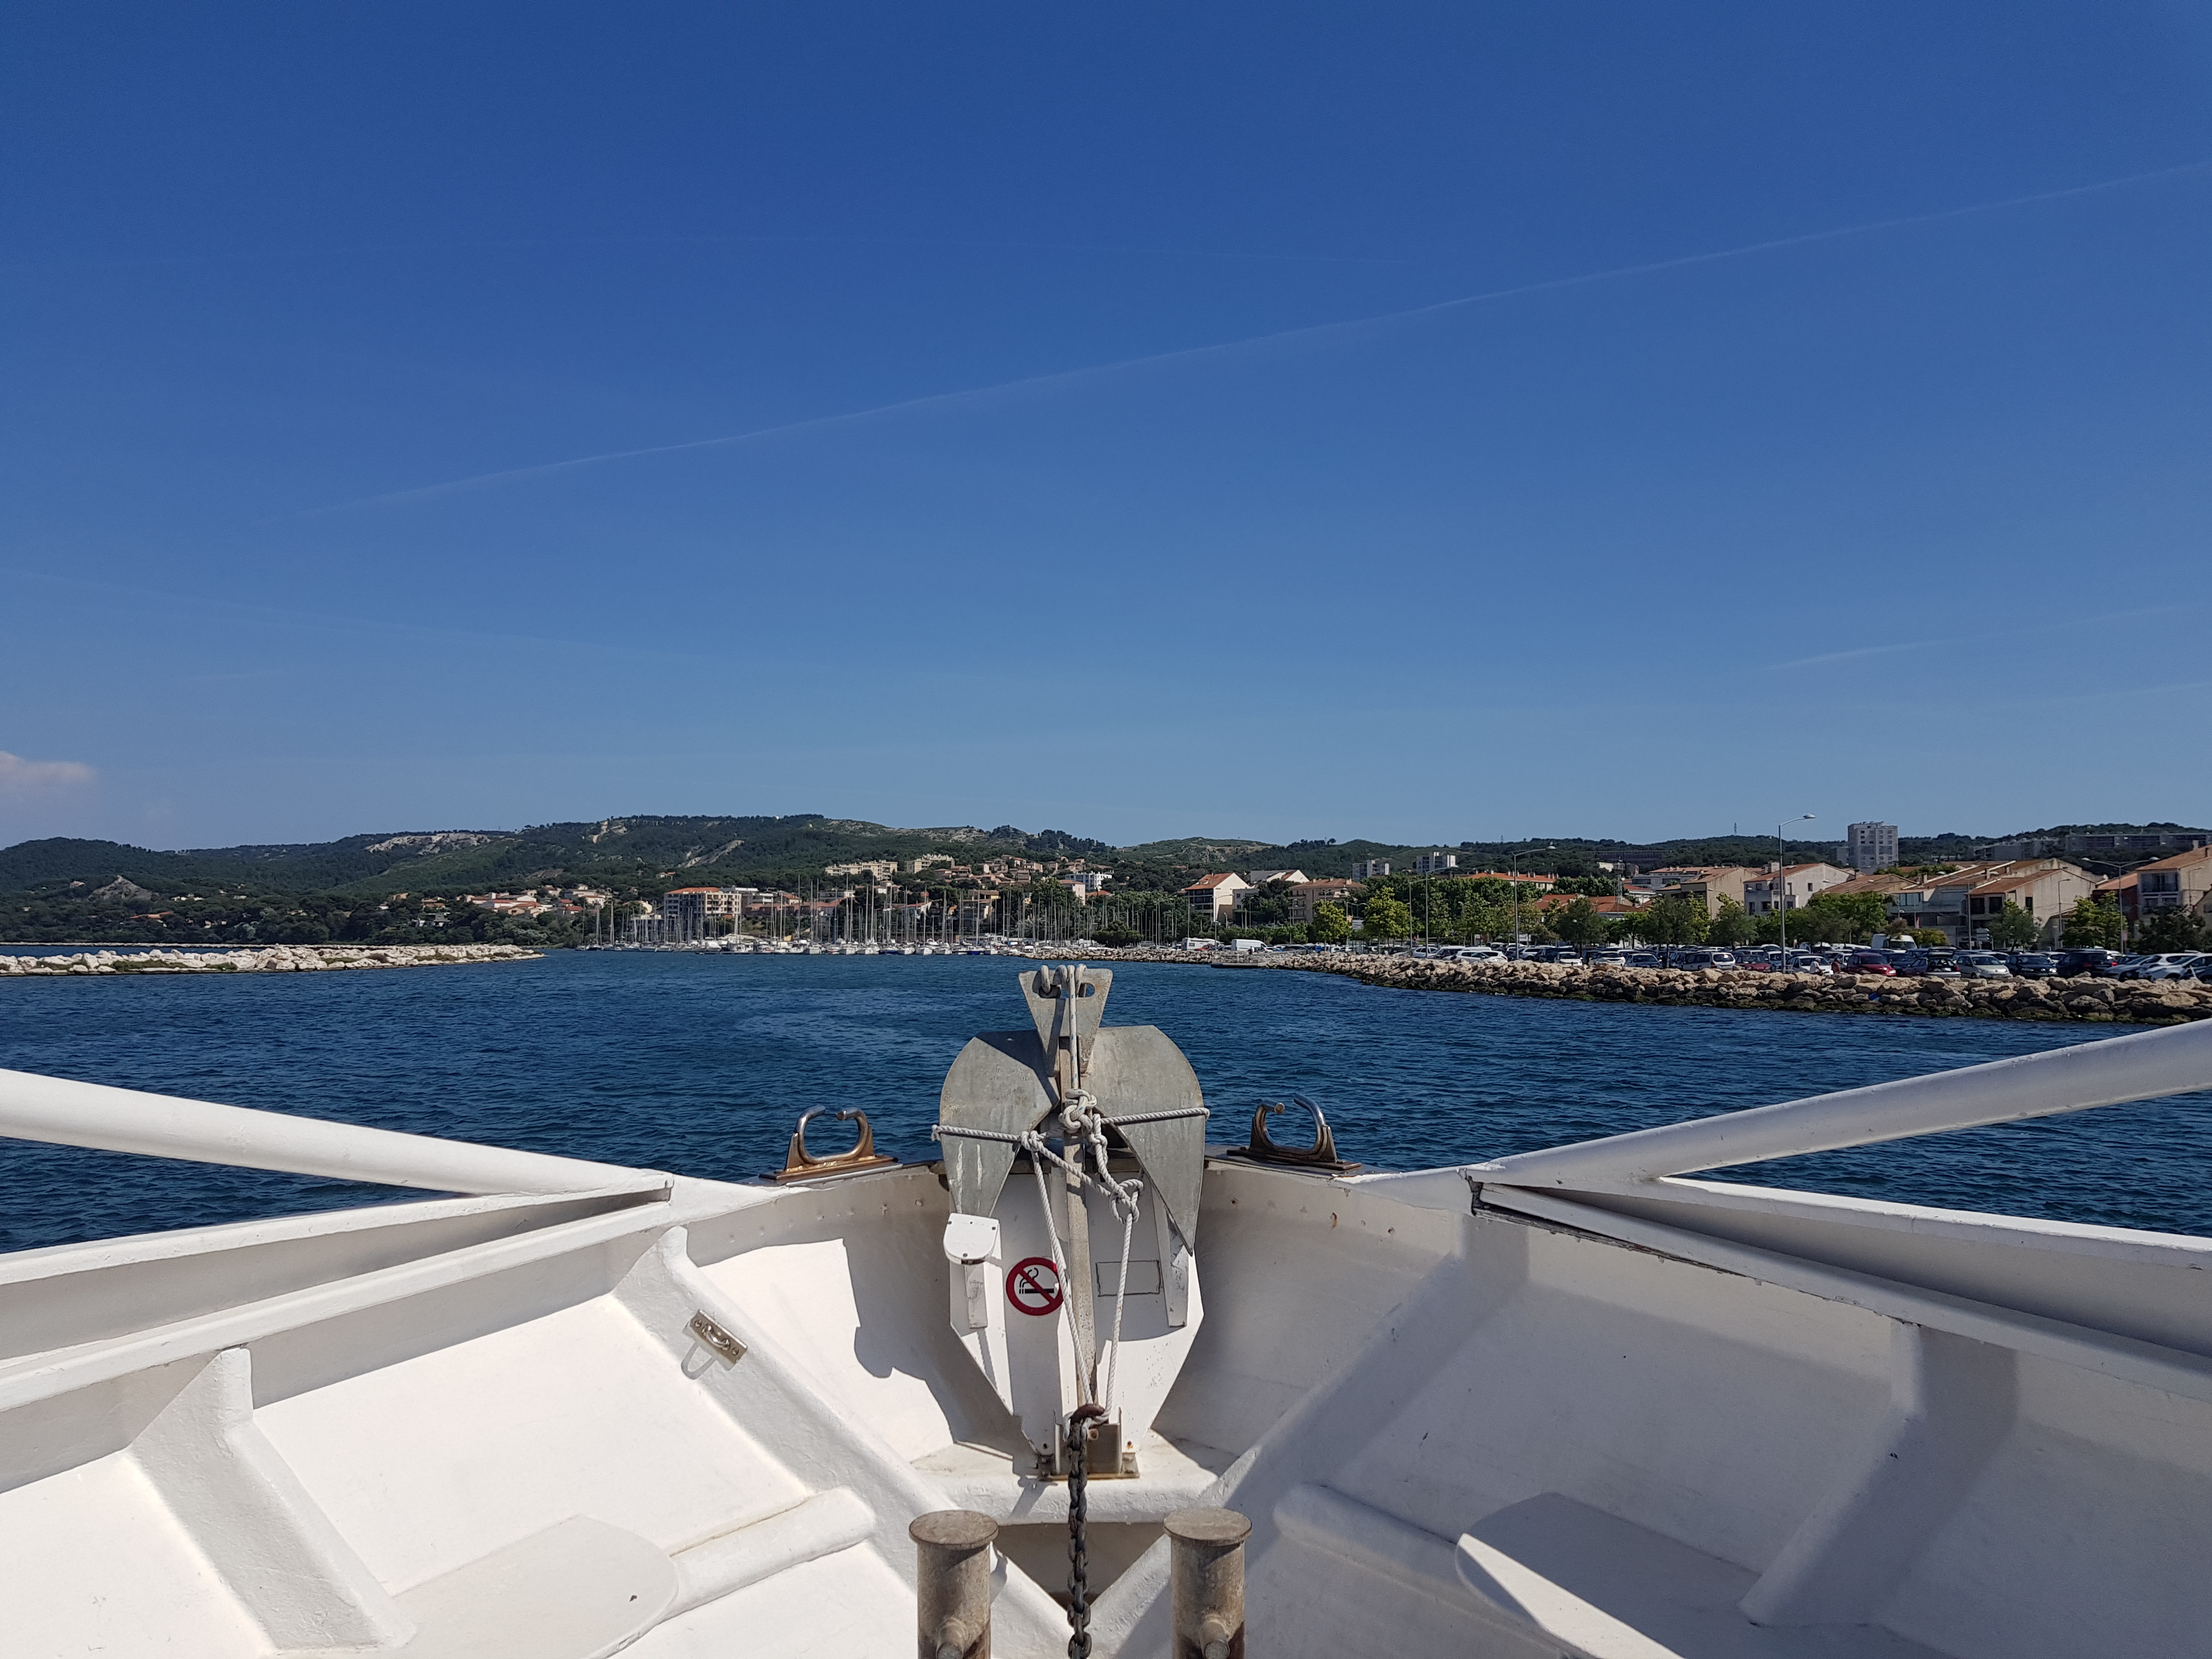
left=3, top=1019, right=2210, bottom=1656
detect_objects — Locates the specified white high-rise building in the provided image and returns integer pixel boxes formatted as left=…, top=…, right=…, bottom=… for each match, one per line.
left=1845, top=821, right=1899, bottom=873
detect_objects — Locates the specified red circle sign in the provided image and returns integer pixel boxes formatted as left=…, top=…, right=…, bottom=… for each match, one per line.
left=1006, top=1256, right=1064, bottom=1316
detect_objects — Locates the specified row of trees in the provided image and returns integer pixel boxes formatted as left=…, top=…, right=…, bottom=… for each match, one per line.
left=1, top=888, right=592, bottom=947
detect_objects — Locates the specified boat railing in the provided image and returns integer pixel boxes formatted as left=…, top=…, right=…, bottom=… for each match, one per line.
left=0, top=1065, right=664, bottom=1197
left=1357, top=1018, right=2212, bottom=1201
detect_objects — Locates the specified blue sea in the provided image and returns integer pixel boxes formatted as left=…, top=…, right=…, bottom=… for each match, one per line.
left=2, top=951, right=2208, bottom=1252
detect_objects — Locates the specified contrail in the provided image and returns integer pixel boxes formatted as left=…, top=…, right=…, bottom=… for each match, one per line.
left=284, top=156, right=2212, bottom=520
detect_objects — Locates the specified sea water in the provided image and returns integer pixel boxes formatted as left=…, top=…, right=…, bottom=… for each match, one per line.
left=0, top=950, right=2206, bottom=1252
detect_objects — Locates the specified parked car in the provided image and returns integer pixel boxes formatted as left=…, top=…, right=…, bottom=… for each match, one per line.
left=2125, top=952, right=2208, bottom=981
left=1840, top=950, right=1898, bottom=976
left=1957, top=952, right=2013, bottom=978
left=1763, top=951, right=1833, bottom=975
left=1443, top=945, right=1506, bottom=963
left=1666, top=949, right=1738, bottom=969
left=1892, top=950, right=1961, bottom=978
left=2055, top=947, right=2127, bottom=978
left=1623, top=950, right=1663, bottom=968
left=2006, top=953, right=2059, bottom=978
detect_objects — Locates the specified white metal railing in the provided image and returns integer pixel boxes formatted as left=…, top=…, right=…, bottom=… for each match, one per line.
left=0, top=1067, right=663, bottom=1196
left=1355, top=1018, right=2212, bottom=1201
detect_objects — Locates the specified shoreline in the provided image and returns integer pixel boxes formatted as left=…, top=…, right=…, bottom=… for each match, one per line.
left=1156, top=948, right=2210, bottom=1024
left=8, top=940, right=2202, bottom=1024
left=0, top=944, right=543, bottom=977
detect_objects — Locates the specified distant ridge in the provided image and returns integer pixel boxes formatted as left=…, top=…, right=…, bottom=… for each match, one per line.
left=3, top=814, right=2199, bottom=905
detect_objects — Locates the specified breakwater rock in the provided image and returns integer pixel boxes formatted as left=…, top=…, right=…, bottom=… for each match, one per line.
left=1184, top=951, right=2212, bottom=1024
left=1, top=944, right=542, bottom=978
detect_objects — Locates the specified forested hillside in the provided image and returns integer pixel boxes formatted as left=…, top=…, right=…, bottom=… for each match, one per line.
left=0, top=813, right=2176, bottom=945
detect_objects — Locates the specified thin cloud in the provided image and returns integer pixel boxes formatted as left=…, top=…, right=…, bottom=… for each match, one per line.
left=0, top=751, right=96, bottom=797
left=1766, top=640, right=1940, bottom=671
left=1759, top=602, right=2201, bottom=673
left=275, top=155, right=2212, bottom=522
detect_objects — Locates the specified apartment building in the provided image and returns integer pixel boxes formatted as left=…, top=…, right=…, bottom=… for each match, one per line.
left=1413, top=853, right=1458, bottom=874
left=1742, top=862, right=1854, bottom=916
left=1350, top=860, right=1391, bottom=880
left=1285, top=878, right=1363, bottom=924
left=1181, top=872, right=1251, bottom=921
left=661, top=886, right=757, bottom=930
left=1844, top=822, right=1899, bottom=872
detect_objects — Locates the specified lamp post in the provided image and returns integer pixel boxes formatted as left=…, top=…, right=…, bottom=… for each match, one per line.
left=1778, top=815, right=1814, bottom=954
left=1510, top=844, right=1555, bottom=954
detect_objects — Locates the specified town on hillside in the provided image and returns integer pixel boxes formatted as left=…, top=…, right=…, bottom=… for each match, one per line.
left=581, top=821, right=2212, bottom=959
left=5, top=820, right=2207, bottom=960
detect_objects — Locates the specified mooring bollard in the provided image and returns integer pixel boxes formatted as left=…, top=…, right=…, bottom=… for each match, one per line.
left=1165, top=1506, right=1251, bottom=1659
left=911, top=1509, right=998, bottom=1659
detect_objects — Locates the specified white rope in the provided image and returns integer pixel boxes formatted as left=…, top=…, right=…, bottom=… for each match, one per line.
left=1020, top=1125, right=1089, bottom=1407
left=1099, top=1107, right=1210, bottom=1127
left=1066, top=1091, right=1144, bottom=1415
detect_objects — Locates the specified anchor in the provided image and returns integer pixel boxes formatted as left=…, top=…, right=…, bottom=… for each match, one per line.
left=930, top=965, right=1210, bottom=1479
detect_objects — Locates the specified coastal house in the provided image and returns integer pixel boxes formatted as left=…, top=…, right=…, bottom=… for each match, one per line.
left=1742, top=862, right=1854, bottom=916
left=1872, top=859, right=2097, bottom=946
left=1961, top=862, right=2099, bottom=944
left=1181, top=872, right=1250, bottom=921
left=2095, top=871, right=2140, bottom=925
left=1536, top=892, right=1639, bottom=917
left=1645, top=866, right=1758, bottom=919
left=1285, top=877, right=1362, bottom=924
left=2133, top=844, right=2212, bottom=921
left=1464, top=871, right=1559, bottom=894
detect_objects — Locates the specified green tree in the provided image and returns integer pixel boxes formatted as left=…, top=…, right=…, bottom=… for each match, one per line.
left=2062, top=896, right=2128, bottom=948
left=1987, top=901, right=2040, bottom=950
left=1759, top=890, right=1890, bottom=945
left=2136, top=908, right=2209, bottom=952
left=1362, top=893, right=1412, bottom=941
left=1551, top=896, right=1609, bottom=950
left=1707, top=896, right=1752, bottom=945
left=1308, top=902, right=1351, bottom=944
left=1640, top=894, right=1710, bottom=945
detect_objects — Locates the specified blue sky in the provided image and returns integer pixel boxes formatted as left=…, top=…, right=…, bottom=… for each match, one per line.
left=4, top=3, right=2209, bottom=851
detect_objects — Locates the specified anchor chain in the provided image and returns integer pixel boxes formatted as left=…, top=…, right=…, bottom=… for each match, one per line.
left=1065, top=1402, right=1107, bottom=1657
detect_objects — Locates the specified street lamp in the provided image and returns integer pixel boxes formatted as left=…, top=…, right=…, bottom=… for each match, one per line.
left=1510, top=844, right=1555, bottom=953
left=1778, top=815, right=1814, bottom=953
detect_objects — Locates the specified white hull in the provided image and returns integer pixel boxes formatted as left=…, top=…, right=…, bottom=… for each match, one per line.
left=3, top=1014, right=2209, bottom=1656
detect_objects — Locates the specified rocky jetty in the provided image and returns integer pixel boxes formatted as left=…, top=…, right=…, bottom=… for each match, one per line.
left=1197, top=951, right=2212, bottom=1024
left=0, top=944, right=541, bottom=977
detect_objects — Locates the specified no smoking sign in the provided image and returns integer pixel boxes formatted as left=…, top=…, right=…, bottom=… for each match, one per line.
left=1005, top=1256, right=1064, bottom=1316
